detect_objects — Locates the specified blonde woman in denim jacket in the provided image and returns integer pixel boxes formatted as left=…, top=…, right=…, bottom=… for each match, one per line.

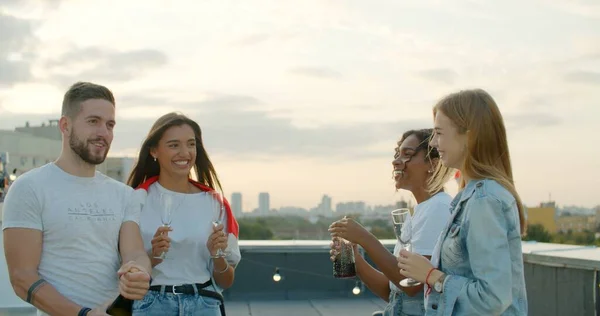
left=397, top=89, right=528, bottom=315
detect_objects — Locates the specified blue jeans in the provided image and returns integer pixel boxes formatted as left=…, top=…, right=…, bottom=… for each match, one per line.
left=384, top=289, right=425, bottom=316
left=132, top=288, right=221, bottom=316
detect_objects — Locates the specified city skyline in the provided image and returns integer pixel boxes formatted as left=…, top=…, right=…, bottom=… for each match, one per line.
left=0, top=0, right=598, bottom=208
left=228, top=189, right=596, bottom=216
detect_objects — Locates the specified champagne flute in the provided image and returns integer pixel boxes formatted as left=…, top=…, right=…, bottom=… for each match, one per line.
left=210, top=190, right=229, bottom=258
left=154, top=191, right=173, bottom=260
left=391, top=208, right=422, bottom=287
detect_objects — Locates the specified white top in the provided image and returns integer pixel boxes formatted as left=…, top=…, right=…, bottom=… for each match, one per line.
left=138, top=182, right=241, bottom=286
left=390, top=191, right=452, bottom=292
left=1, top=163, right=140, bottom=315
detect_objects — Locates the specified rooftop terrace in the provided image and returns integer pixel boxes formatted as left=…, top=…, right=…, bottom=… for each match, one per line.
left=1, top=204, right=599, bottom=315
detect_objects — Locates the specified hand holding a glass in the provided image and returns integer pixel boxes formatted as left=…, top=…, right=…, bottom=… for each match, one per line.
left=397, top=248, right=435, bottom=287
left=151, top=225, right=172, bottom=262
left=328, top=216, right=369, bottom=245
left=208, top=191, right=229, bottom=258
left=391, top=208, right=422, bottom=287
left=207, top=222, right=228, bottom=258
left=153, top=191, right=174, bottom=260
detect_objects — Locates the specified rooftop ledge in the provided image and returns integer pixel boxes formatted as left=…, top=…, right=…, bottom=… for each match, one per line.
left=238, top=239, right=600, bottom=270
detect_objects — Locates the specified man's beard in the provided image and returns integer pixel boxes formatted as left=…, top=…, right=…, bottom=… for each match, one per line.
left=69, top=130, right=109, bottom=165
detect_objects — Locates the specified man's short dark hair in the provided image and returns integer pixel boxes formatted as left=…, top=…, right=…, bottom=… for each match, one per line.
left=61, top=82, right=115, bottom=118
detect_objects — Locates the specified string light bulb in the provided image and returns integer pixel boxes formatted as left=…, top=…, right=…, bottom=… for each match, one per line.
left=352, top=281, right=361, bottom=295
left=273, top=267, right=282, bottom=282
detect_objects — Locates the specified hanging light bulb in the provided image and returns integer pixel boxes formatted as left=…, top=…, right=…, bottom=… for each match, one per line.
left=273, top=267, right=282, bottom=282
left=352, top=281, right=361, bottom=295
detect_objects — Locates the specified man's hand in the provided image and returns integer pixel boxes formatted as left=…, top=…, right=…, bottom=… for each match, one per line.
left=117, top=262, right=151, bottom=300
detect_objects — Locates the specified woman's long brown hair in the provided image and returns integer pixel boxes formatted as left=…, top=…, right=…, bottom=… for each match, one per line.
left=433, top=89, right=526, bottom=234
left=127, top=112, right=222, bottom=192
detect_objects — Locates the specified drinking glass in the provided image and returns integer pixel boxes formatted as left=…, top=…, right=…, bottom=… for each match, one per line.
left=332, top=237, right=356, bottom=278
left=391, top=208, right=422, bottom=287
left=154, top=191, right=174, bottom=259
left=209, top=190, right=229, bottom=258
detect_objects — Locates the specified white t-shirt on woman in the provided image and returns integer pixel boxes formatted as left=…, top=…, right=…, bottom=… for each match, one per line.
left=390, top=191, right=452, bottom=292
left=136, top=182, right=241, bottom=286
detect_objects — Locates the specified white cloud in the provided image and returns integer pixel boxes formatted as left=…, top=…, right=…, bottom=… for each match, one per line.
left=0, top=0, right=599, bottom=207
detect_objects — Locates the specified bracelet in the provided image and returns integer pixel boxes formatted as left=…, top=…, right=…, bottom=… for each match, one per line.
left=425, top=268, right=436, bottom=286
left=78, top=307, right=91, bottom=316
left=26, top=279, right=47, bottom=304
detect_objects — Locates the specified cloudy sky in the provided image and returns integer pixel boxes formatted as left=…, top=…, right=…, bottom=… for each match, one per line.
left=1, top=0, right=599, bottom=211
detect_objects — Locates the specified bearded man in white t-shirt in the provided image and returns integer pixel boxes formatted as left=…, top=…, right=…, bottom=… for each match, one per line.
left=2, top=82, right=152, bottom=316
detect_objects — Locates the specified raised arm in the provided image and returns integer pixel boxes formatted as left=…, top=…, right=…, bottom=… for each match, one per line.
left=329, top=218, right=416, bottom=293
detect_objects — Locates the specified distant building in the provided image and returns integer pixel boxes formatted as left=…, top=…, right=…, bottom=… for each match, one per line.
left=278, top=206, right=309, bottom=217
left=1, top=120, right=133, bottom=183
left=335, top=201, right=366, bottom=216
left=312, top=195, right=332, bottom=216
left=0, top=121, right=62, bottom=174
left=15, top=119, right=61, bottom=141
left=231, top=192, right=242, bottom=217
left=103, top=157, right=135, bottom=183
left=258, top=192, right=270, bottom=215
left=527, top=206, right=558, bottom=233
left=528, top=201, right=597, bottom=234
left=556, top=215, right=596, bottom=233
left=540, top=201, right=556, bottom=208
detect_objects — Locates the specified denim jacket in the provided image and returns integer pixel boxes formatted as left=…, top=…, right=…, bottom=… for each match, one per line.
left=384, top=288, right=425, bottom=316
left=425, top=179, right=528, bottom=315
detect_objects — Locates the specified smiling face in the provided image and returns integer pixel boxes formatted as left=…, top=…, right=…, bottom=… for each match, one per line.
left=67, top=99, right=115, bottom=165
left=392, top=133, right=433, bottom=192
left=430, top=110, right=468, bottom=170
left=150, top=124, right=197, bottom=179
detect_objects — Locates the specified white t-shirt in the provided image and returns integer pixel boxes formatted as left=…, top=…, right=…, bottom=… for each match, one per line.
left=138, top=182, right=241, bottom=286
left=1, top=163, right=140, bottom=315
left=390, top=191, right=452, bottom=292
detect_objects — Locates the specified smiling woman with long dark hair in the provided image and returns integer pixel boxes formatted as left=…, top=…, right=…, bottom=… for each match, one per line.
left=128, top=112, right=240, bottom=316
